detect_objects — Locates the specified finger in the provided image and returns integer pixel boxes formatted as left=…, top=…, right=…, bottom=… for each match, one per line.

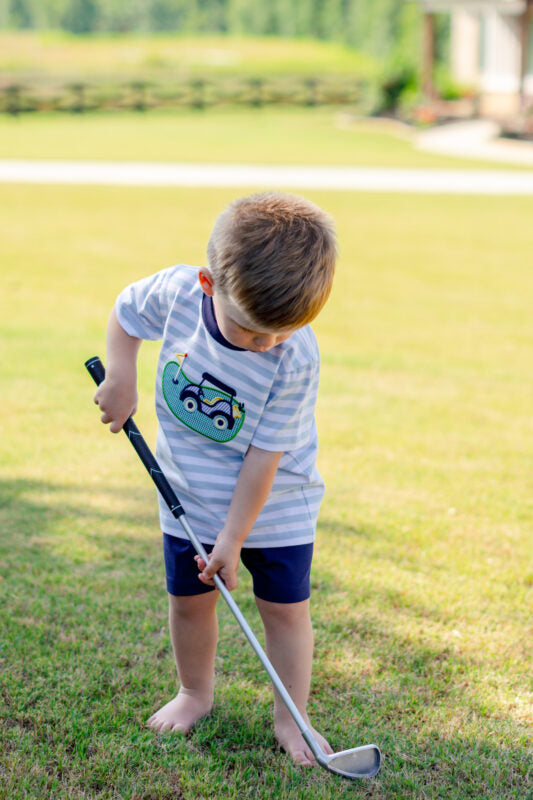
left=202, top=564, right=218, bottom=581
left=222, top=573, right=238, bottom=591
left=201, top=558, right=221, bottom=580
left=100, top=411, right=123, bottom=432
left=213, top=566, right=236, bottom=591
left=201, top=559, right=222, bottom=583
left=194, top=555, right=207, bottom=571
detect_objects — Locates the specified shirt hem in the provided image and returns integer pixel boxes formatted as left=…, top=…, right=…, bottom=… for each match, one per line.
left=162, top=529, right=316, bottom=548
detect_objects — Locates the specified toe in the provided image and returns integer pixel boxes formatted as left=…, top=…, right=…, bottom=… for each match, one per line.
left=159, top=722, right=173, bottom=733
left=293, top=749, right=315, bottom=766
left=171, top=723, right=187, bottom=734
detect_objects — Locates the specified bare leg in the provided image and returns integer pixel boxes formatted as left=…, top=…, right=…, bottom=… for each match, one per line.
left=147, top=590, right=219, bottom=734
left=255, top=597, right=333, bottom=766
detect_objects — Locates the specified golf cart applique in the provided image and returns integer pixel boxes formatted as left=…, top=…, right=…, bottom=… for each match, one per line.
left=162, top=354, right=245, bottom=443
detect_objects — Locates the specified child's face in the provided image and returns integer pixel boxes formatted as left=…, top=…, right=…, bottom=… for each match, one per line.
left=199, top=268, right=297, bottom=352
left=213, top=293, right=296, bottom=353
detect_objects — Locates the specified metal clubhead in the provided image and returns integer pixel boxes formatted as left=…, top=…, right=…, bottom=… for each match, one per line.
left=315, top=743, right=381, bottom=779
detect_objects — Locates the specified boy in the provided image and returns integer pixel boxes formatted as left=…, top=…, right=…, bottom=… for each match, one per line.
left=94, top=192, right=336, bottom=766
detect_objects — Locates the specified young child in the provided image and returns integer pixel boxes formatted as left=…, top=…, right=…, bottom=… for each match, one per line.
left=94, top=192, right=337, bottom=766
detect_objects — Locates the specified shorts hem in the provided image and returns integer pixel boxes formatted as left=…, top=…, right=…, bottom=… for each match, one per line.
left=252, top=587, right=311, bottom=604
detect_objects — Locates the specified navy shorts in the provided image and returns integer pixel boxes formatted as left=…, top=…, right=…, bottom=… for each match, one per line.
left=163, top=534, right=313, bottom=604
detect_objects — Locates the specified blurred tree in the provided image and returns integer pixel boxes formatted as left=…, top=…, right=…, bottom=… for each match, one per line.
left=195, top=0, right=227, bottom=32
left=98, top=0, right=151, bottom=32
left=62, top=0, right=98, bottom=32
left=0, top=0, right=9, bottom=26
left=7, top=0, right=42, bottom=28
left=289, top=0, right=315, bottom=37
left=313, top=0, right=345, bottom=41
left=44, top=0, right=71, bottom=28
left=149, top=0, right=189, bottom=30
left=0, top=0, right=436, bottom=73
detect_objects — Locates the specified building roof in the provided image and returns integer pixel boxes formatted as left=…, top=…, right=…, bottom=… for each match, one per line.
left=416, top=0, right=527, bottom=13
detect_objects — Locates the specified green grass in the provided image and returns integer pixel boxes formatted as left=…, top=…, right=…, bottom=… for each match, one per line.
left=1, top=107, right=530, bottom=170
left=1, top=182, right=531, bottom=799
left=0, top=30, right=376, bottom=82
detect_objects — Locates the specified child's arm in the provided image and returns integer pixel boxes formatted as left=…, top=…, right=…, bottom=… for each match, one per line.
left=196, top=445, right=283, bottom=591
left=93, top=307, right=142, bottom=433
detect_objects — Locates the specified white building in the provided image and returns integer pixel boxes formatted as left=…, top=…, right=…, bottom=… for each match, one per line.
left=418, top=0, right=533, bottom=117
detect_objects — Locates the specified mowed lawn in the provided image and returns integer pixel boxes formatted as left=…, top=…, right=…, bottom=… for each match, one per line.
left=0, top=180, right=531, bottom=800
left=2, top=107, right=532, bottom=170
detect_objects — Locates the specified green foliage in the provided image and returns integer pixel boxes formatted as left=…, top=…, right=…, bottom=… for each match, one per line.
left=1, top=0, right=431, bottom=66
left=61, top=0, right=98, bottom=33
left=376, top=64, right=418, bottom=114
left=433, top=63, right=472, bottom=101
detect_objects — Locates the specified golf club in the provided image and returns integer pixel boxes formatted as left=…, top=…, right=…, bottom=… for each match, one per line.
left=85, top=355, right=381, bottom=780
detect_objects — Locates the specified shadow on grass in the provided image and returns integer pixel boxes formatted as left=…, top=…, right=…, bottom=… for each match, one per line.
left=0, top=480, right=530, bottom=799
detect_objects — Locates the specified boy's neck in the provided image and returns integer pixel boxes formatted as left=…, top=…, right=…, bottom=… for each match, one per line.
left=201, top=294, right=246, bottom=352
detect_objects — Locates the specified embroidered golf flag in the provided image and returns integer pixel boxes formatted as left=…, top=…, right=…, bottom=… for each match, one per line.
left=174, top=352, right=187, bottom=382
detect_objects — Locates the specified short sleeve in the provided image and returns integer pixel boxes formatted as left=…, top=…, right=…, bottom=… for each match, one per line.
left=115, top=268, right=175, bottom=341
left=251, top=361, right=320, bottom=452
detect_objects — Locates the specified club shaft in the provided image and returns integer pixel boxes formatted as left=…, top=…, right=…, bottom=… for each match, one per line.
left=85, top=356, right=324, bottom=762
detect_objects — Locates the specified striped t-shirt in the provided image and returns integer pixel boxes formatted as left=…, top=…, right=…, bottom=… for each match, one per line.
left=115, top=265, right=325, bottom=548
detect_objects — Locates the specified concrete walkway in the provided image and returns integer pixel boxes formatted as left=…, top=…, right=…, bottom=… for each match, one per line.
left=1, top=158, right=533, bottom=195
left=416, top=119, right=533, bottom=167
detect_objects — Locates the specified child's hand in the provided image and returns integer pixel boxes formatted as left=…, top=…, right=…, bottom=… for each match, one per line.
left=94, top=374, right=138, bottom=434
left=195, top=533, right=242, bottom=591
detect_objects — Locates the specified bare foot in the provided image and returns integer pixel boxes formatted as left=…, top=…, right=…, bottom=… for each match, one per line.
left=275, top=717, right=333, bottom=767
left=146, top=688, right=213, bottom=734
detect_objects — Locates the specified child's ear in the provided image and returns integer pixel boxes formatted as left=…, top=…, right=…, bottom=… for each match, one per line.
left=198, top=269, right=214, bottom=296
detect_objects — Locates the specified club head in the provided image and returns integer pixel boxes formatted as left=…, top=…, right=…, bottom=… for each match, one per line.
left=319, top=743, right=381, bottom=780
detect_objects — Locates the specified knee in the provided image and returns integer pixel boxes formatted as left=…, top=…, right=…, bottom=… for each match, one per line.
left=256, top=598, right=310, bottom=632
left=168, top=591, right=217, bottom=622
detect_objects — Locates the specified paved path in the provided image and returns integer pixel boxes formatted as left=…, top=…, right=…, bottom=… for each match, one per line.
left=416, top=120, right=533, bottom=167
left=1, top=158, right=533, bottom=195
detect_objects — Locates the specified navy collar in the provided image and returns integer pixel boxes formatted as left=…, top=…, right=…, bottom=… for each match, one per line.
left=201, top=293, right=246, bottom=351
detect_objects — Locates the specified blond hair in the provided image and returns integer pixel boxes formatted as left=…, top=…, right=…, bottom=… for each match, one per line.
left=207, top=192, right=336, bottom=330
